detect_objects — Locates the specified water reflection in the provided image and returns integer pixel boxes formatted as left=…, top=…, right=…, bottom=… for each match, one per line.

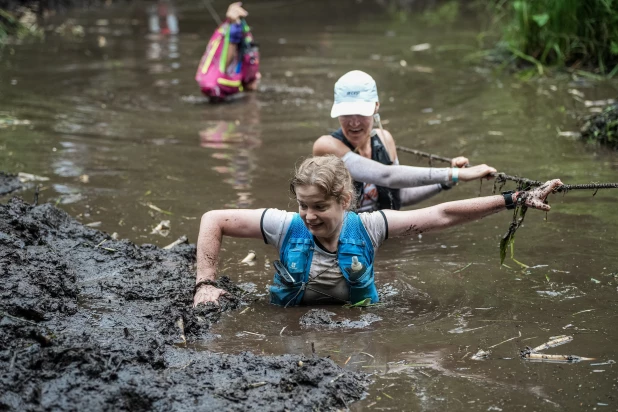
left=147, top=0, right=180, bottom=78
left=199, top=95, right=261, bottom=208
left=147, top=0, right=179, bottom=36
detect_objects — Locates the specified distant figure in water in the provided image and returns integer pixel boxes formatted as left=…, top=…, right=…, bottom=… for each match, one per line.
left=195, top=2, right=261, bottom=101
left=193, top=155, right=562, bottom=308
left=148, top=0, right=179, bottom=35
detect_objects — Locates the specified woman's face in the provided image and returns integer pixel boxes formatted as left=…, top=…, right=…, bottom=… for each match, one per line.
left=295, top=185, right=349, bottom=241
left=338, top=114, right=374, bottom=143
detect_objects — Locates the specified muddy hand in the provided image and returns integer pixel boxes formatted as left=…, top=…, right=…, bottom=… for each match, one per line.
left=519, top=179, right=563, bottom=211
left=226, top=2, right=248, bottom=23
left=193, top=285, right=228, bottom=307
left=458, top=164, right=497, bottom=182
left=451, top=156, right=469, bottom=168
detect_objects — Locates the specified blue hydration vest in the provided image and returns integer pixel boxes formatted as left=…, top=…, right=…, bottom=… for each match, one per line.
left=269, top=212, right=379, bottom=307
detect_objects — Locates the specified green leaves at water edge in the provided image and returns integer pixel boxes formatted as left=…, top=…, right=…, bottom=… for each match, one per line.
left=343, top=298, right=380, bottom=308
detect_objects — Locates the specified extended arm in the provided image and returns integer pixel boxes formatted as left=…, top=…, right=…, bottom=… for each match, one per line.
left=385, top=179, right=562, bottom=237
left=194, top=209, right=264, bottom=306
left=399, top=185, right=443, bottom=207
left=342, top=151, right=496, bottom=188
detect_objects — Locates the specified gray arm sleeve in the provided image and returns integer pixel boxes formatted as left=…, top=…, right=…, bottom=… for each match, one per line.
left=399, top=184, right=443, bottom=207
left=342, top=151, right=450, bottom=188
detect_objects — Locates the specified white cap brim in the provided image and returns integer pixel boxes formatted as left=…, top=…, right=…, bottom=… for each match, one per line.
left=330, top=101, right=375, bottom=118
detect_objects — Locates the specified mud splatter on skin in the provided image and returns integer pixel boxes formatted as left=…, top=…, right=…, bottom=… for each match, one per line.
left=404, top=224, right=423, bottom=236
left=0, top=198, right=368, bottom=411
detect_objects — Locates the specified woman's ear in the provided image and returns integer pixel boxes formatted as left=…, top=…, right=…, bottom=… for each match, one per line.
left=341, top=192, right=353, bottom=210
left=373, top=102, right=380, bottom=115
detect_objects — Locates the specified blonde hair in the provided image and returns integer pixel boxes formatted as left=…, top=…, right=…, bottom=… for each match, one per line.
left=290, top=155, right=357, bottom=210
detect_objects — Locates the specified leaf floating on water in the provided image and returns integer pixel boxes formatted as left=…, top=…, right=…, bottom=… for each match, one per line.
left=568, top=89, right=585, bottom=98
left=410, top=43, right=431, bottom=52
left=18, top=172, right=49, bottom=183
left=241, top=251, right=256, bottom=264
left=343, top=298, right=375, bottom=308
left=471, top=349, right=491, bottom=360
left=590, top=278, right=601, bottom=284
left=84, top=221, right=102, bottom=228
left=151, top=220, right=171, bottom=237
left=557, top=131, right=581, bottom=138
left=584, top=99, right=615, bottom=107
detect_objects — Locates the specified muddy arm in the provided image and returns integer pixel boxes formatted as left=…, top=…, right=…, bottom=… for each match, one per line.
left=195, top=209, right=264, bottom=305
left=383, top=179, right=562, bottom=238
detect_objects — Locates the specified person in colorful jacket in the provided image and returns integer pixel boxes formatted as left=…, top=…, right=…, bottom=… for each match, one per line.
left=313, top=70, right=496, bottom=212
left=195, top=2, right=260, bottom=100
left=193, top=155, right=562, bottom=307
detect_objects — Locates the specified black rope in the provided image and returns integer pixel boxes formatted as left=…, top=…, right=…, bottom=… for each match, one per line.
left=397, top=145, right=618, bottom=193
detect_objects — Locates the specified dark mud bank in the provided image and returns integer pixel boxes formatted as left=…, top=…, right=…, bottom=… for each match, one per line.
left=0, top=172, right=22, bottom=196
left=0, top=198, right=368, bottom=411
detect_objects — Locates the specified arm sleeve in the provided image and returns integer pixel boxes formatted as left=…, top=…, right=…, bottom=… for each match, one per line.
left=358, top=211, right=388, bottom=251
left=260, top=209, right=294, bottom=251
left=342, top=151, right=451, bottom=188
left=399, top=185, right=443, bottom=207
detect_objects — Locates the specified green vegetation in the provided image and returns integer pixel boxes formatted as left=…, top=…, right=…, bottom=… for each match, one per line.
left=488, top=0, right=618, bottom=76
left=421, top=1, right=460, bottom=26
left=0, top=8, right=42, bottom=44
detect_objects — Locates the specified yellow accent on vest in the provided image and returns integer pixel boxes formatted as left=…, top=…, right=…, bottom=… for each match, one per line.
left=217, top=78, right=241, bottom=87
left=201, top=37, right=221, bottom=74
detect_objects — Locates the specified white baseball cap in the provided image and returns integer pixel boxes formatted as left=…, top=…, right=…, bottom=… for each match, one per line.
left=330, top=70, right=379, bottom=118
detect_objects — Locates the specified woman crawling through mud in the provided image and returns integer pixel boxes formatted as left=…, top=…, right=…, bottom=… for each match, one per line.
left=194, top=155, right=562, bottom=307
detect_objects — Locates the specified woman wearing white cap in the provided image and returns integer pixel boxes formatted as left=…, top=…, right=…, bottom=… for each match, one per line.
left=313, top=70, right=497, bottom=212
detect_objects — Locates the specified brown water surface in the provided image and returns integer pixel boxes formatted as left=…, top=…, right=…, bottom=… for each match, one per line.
left=1, top=0, right=618, bottom=410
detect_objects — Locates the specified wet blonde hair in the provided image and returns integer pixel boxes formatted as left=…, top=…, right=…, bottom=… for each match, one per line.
left=290, top=155, right=357, bottom=210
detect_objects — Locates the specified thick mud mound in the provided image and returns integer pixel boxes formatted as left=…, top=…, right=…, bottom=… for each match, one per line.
left=580, top=104, right=618, bottom=149
left=0, top=198, right=368, bottom=411
left=0, top=172, right=22, bottom=196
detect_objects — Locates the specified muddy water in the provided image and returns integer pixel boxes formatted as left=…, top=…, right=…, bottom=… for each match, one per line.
left=2, top=0, right=618, bottom=410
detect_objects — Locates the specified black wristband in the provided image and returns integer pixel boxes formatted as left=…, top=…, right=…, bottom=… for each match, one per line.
left=194, top=279, right=218, bottom=294
left=502, top=190, right=516, bottom=210
left=440, top=182, right=453, bottom=191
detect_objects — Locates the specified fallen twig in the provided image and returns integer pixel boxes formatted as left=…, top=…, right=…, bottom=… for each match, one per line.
left=488, top=331, right=521, bottom=349
left=531, top=335, right=573, bottom=352
left=163, top=235, right=188, bottom=250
